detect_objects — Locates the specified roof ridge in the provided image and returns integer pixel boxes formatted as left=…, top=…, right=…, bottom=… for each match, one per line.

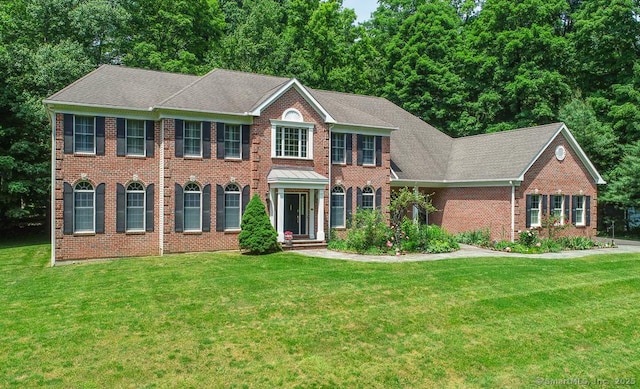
left=451, top=122, right=564, bottom=141
left=212, top=67, right=291, bottom=82
left=308, top=86, right=391, bottom=102
left=155, top=68, right=217, bottom=107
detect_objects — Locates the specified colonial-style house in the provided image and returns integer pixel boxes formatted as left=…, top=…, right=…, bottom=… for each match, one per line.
left=44, top=65, right=605, bottom=264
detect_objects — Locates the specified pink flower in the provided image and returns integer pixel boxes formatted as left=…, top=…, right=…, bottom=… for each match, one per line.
left=386, top=240, right=393, bottom=248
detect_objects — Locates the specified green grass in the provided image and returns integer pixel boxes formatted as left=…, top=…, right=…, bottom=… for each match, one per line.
left=1, top=239, right=640, bottom=388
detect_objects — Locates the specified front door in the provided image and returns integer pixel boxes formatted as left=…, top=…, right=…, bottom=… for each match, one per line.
left=284, top=193, right=307, bottom=235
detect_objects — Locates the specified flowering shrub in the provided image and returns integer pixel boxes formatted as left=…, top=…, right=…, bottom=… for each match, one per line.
left=518, top=230, right=539, bottom=247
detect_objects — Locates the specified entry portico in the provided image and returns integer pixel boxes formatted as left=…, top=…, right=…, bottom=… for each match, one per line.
left=267, top=168, right=328, bottom=242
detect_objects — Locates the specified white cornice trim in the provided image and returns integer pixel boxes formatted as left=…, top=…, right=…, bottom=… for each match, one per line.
left=332, top=123, right=396, bottom=136
left=391, top=178, right=522, bottom=188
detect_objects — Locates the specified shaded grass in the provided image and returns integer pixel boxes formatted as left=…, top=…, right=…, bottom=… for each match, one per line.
left=1, top=240, right=639, bottom=387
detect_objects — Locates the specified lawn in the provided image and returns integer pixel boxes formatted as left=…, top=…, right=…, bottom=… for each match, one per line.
left=1, top=238, right=639, bottom=388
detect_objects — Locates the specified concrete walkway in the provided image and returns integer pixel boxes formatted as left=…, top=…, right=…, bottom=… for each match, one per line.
left=296, top=240, right=640, bottom=263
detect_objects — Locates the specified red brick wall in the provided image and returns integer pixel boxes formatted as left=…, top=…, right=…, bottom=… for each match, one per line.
left=54, top=114, right=160, bottom=261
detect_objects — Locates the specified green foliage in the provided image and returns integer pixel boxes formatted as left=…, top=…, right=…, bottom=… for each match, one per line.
left=389, top=187, right=436, bottom=244
left=556, top=236, right=596, bottom=250
left=601, top=141, right=640, bottom=207
left=518, top=230, right=539, bottom=248
left=238, top=194, right=280, bottom=254
left=456, top=229, right=491, bottom=247
left=345, top=209, right=392, bottom=253
left=397, top=218, right=459, bottom=253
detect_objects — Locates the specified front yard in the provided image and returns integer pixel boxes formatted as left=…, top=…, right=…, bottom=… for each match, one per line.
left=1, top=238, right=639, bottom=387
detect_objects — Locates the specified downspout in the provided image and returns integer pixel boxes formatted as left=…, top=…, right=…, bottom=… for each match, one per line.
left=327, top=125, right=333, bottom=238
left=159, top=119, right=165, bottom=256
left=510, top=181, right=515, bottom=242
left=49, top=109, right=56, bottom=267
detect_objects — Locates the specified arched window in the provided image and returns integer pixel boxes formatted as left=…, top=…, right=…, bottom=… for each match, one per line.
left=225, top=183, right=241, bottom=230
left=126, top=182, right=145, bottom=231
left=330, top=186, right=345, bottom=228
left=362, top=186, right=374, bottom=210
left=184, top=182, right=202, bottom=231
left=74, top=181, right=94, bottom=232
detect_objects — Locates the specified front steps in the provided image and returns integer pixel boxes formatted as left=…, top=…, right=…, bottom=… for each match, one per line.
left=281, top=239, right=327, bottom=251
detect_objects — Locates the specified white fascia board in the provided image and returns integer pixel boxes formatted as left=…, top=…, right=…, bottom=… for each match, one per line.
left=390, top=178, right=522, bottom=188
left=42, top=101, right=157, bottom=120
left=516, top=123, right=606, bottom=185
left=156, top=108, right=253, bottom=124
left=270, top=119, right=315, bottom=129
left=267, top=180, right=328, bottom=190
left=331, top=123, right=397, bottom=136
left=249, top=79, right=336, bottom=123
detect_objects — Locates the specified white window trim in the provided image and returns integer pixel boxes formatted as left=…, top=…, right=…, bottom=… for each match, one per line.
left=362, top=186, right=375, bottom=210
left=184, top=183, right=202, bottom=232
left=74, top=181, right=95, bottom=233
left=74, top=115, right=96, bottom=155
left=126, top=119, right=146, bottom=157
left=270, top=120, right=314, bottom=160
left=330, top=186, right=346, bottom=228
left=331, top=133, right=346, bottom=164
left=224, top=184, right=242, bottom=231
left=575, top=195, right=586, bottom=226
left=224, top=124, right=242, bottom=160
left=552, top=195, right=565, bottom=225
left=126, top=182, right=146, bottom=232
left=530, top=194, right=542, bottom=228
left=361, top=135, right=376, bottom=166
left=184, top=121, right=203, bottom=158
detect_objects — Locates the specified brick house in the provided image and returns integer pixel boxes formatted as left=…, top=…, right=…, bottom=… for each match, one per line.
left=44, top=65, right=604, bottom=264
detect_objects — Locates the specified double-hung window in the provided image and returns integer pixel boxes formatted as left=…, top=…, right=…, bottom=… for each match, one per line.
left=551, top=195, right=564, bottom=224
left=224, top=184, right=241, bottom=230
left=361, top=187, right=374, bottom=210
left=332, top=133, right=346, bottom=164
left=74, top=116, right=95, bottom=153
left=126, top=182, right=145, bottom=231
left=184, top=183, right=202, bottom=231
left=126, top=120, right=145, bottom=156
left=330, top=186, right=345, bottom=228
left=184, top=121, right=202, bottom=157
left=74, top=181, right=94, bottom=232
left=224, top=125, right=241, bottom=159
left=530, top=194, right=541, bottom=227
left=574, top=195, right=585, bottom=226
left=274, top=127, right=309, bottom=158
left=362, top=135, right=375, bottom=165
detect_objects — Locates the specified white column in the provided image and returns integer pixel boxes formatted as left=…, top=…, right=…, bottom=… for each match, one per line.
left=277, top=188, right=285, bottom=242
left=309, top=189, right=316, bottom=240
left=269, top=188, right=275, bottom=228
left=317, top=188, right=325, bottom=241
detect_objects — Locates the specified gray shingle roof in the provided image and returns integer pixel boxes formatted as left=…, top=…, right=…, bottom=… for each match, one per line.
left=45, top=66, right=601, bottom=184
left=45, top=65, right=199, bottom=110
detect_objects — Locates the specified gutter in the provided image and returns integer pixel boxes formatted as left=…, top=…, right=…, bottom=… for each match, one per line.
left=49, top=109, right=56, bottom=267
left=327, top=125, right=333, bottom=236
left=510, top=181, right=516, bottom=242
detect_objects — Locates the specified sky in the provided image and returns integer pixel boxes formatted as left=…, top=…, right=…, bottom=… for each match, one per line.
left=342, top=0, right=379, bottom=24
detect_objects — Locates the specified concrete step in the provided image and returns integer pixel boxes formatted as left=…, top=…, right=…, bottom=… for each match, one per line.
left=281, top=240, right=327, bottom=251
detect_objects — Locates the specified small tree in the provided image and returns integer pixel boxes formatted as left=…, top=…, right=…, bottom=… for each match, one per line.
left=388, top=187, right=437, bottom=246
left=238, top=194, right=281, bottom=254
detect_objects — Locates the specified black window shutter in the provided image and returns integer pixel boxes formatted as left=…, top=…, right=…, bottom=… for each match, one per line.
left=242, top=125, right=250, bottom=161
left=175, top=119, right=184, bottom=158
left=525, top=194, right=532, bottom=228
left=145, top=120, right=155, bottom=157
left=216, top=184, right=224, bottom=231
left=96, top=117, right=105, bottom=155
left=375, top=188, right=382, bottom=209
left=346, top=187, right=353, bottom=225
left=146, top=184, right=154, bottom=232
left=375, top=136, right=382, bottom=167
left=116, top=118, right=126, bottom=156
left=63, top=182, right=73, bottom=234
left=242, top=185, right=250, bottom=215
left=564, top=195, right=570, bottom=223
left=346, top=133, right=353, bottom=165
left=202, top=121, right=211, bottom=159
left=202, top=184, right=211, bottom=232
left=356, top=135, right=363, bottom=166
left=356, top=187, right=363, bottom=209
left=96, top=183, right=105, bottom=234
left=571, top=195, right=578, bottom=225
left=542, top=195, right=548, bottom=216
left=63, top=114, right=74, bottom=154
left=116, top=183, right=125, bottom=233
left=216, top=122, right=225, bottom=159
left=586, top=196, right=591, bottom=226
left=174, top=183, right=184, bottom=233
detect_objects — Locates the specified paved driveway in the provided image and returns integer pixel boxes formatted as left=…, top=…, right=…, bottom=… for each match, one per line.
left=297, top=242, right=640, bottom=263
